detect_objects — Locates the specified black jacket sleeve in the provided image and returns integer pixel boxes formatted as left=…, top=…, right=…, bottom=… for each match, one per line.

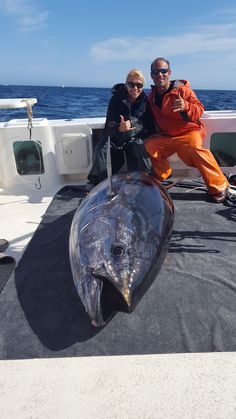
left=103, top=92, right=156, bottom=144
left=103, top=96, right=135, bottom=143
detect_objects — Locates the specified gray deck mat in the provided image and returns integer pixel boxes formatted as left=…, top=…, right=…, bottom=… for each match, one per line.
left=0, top=240, right=16, bottom=294
left=0, top=180, right=236, bottom=360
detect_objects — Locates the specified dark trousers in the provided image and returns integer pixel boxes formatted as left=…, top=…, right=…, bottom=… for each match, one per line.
left=87, top=137, right=152, bottom=185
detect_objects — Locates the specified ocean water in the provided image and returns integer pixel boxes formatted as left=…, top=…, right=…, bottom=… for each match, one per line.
left=0, top=84, right=236, bottom=122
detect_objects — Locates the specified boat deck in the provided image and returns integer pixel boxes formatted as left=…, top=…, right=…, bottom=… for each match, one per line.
left=0, top=177, right=236, bottom=417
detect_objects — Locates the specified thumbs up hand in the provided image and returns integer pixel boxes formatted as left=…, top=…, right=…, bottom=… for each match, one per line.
left=118, top=115, right=135, bottom=132
left=172, top=91, right=185, bottom=112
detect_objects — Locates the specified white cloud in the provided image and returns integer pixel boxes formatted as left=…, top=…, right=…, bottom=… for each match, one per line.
left=210, top=6, right=236, bottom=20
left=90, top=23, right=236, bottom=62
left=0, top=0, right=49, bottom=31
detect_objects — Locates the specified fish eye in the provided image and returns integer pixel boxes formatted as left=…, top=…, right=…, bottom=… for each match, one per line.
left=111, top=242, right=126, bottom=258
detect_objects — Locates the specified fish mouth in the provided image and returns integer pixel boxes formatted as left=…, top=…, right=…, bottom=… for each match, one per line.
left=91, top=266, right=131, bottom=324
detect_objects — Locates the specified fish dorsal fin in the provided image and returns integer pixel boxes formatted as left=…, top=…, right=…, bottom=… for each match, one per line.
left=106, top=136, right=113, bottom=198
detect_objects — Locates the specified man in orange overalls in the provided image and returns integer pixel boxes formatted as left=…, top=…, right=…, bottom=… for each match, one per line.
left=145, top=57, right=229, bottom=203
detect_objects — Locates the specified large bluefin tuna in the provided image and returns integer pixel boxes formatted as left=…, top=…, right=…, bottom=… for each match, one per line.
left=69, top=171, right=174, bottom=327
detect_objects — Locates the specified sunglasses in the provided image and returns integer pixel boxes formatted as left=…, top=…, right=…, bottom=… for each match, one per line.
left=151, top=68, right=169, bottom=75
left=127, top=81, right=143, bottom=89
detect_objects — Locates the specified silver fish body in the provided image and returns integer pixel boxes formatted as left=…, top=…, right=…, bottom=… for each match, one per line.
left=69, top=172, right=174, bottom=327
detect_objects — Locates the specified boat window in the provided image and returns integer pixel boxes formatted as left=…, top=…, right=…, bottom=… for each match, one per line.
left=13, top=140, right=45, bottom=175
left=210, top=133, right=236, bottom=167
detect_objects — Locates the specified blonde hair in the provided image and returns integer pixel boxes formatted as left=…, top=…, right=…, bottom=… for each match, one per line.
left=126, top=69, right=145, bottom=83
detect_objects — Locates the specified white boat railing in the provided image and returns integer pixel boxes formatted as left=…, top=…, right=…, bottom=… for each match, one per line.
left=0, top=98, right=37, bottom=109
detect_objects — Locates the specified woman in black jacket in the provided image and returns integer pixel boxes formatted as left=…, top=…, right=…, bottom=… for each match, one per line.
left=86, top=69, right=155, bottom=190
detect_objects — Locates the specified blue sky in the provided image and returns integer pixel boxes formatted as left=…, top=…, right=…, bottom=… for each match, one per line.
left=1, top=0, right=236, bottom=89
